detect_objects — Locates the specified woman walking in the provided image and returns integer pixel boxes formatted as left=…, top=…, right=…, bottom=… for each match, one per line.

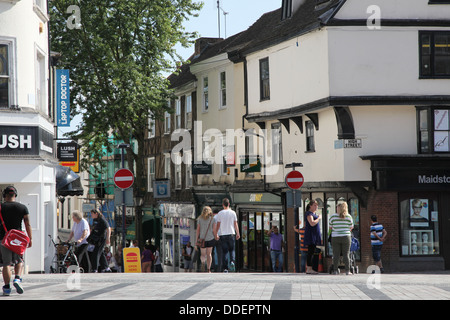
left=196, top=206, right=216, bottom=272
left=88, top=209, right=111, bottom=273
left=304, top=200, right=321, bottom=274
left=329, top=202, right=354, bottom=275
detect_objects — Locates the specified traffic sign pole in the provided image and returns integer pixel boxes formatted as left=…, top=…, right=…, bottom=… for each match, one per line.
left=285, top=164, right=304, bottom=273
left=117, top=143, right=130, bottom=272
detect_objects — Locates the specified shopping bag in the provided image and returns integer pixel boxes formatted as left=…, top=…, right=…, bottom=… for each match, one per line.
left=0, top=205, right=30, bottom=256
left=1, top=229, right=29, bottom=256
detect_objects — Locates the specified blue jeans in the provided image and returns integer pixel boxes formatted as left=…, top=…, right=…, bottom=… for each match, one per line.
left=270, top=250, right=283, bottom=272
left=219, top=235, right=235, bottom=271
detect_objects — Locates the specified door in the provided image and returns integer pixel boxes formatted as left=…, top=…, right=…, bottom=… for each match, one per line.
left=441, top=193, right=450, bottom=269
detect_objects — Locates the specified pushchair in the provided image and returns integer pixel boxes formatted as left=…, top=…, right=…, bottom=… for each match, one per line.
left=328, top=236, right=359, bottom=274
left=49, top=235, right=82, bottom=273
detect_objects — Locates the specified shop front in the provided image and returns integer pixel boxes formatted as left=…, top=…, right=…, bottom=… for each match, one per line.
left=159, top=202, right=196, bottom=272
left=0, top=124, right=58, bottom=273
left=361, top=155, right=450, bottom=271
left=232, top=192, right=283, bottom=272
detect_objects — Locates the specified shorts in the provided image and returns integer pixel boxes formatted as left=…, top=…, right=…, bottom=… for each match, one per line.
left=372, top=245, right=383, bottom=262
left=0, top=244, right=23, bottom=267
left=184, top=259, right=193, bottom=270
left=204, top=239, right=217, bottom=248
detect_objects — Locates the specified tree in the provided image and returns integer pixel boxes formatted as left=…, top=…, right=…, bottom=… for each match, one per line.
left=50, top=0, right=203, bottom=247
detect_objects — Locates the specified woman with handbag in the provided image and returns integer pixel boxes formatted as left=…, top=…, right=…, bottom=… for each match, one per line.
left=196, top=206, right=216, bottom=273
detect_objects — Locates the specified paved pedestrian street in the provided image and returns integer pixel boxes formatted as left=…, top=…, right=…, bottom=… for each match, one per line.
left=4, top=271, right=450, bottom=301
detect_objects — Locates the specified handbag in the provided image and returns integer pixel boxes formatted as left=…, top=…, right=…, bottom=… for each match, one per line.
left=196, top=217, right=213, bottom=248
left=0, top=205, right=30, bottom=256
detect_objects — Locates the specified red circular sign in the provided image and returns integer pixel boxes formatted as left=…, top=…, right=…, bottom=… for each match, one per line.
left=285, top=170, right=304, bottom=189
left=114, top=168, right=134, bottom=189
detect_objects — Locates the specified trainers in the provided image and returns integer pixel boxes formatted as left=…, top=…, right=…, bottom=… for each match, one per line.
left=13, top=278, right=23, bottom=294
left=2, top=286, right=11, bottom=296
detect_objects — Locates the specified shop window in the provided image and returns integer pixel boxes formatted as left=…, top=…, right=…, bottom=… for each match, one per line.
left=418, top=107, right=450, bottom=153
left=348, top=198, right=360, bottom=260
left=399, top=196, right=440, bottom=256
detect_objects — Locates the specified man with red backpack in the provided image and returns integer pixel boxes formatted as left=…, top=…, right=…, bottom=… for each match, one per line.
left=0, top=186, right=32, bottom=296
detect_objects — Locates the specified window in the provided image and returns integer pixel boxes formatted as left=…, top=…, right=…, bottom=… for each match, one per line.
left=164, top=110, right=171, bottom=134
left=164, top=153, right=171, bottom=180
left=417, top=107, right=450, bottom=153
left=259, top=58, right=270, bottom=100
left=36, top=49, right=46, bottom=114
left=428, top=0, right=450, bottom=3
left=147, top=157, right=155, bottom=191
left=0, top=42, right=11, bottom=108
left=185, top=151, right=193, bottom=188
left=202, top=76, right=209, bottom=112
left=175, top=156, right=182, bottom=189
left=306, top=121, right=315, bottom=152
left=399, top=194, right=440, bottom=256
left=220, top=71, right=226, bottom=108
left=185, top=94, right=192, bottom=130
left=175, top=98, right=181, bottom=129
left=420, top=31, right=450, bottom=78
left=271, top=123, right=282, bottom=164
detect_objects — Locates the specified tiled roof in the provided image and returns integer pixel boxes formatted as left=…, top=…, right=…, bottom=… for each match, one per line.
left=168, top=0, right=344, bottom=87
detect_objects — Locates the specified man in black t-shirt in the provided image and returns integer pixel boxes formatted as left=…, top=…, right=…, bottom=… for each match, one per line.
left=0, top=186, right=32, bottom=296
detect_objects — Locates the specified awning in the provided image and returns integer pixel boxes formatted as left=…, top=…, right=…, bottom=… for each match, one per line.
left=56, top=165, right=84, bottom=197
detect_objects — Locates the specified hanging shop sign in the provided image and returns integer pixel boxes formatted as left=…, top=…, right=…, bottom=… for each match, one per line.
left=56, top=69, right=70, bottom=127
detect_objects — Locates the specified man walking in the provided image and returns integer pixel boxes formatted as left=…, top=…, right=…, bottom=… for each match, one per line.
left=0, top=186, right=32, bottom=296
left=370, top=215, right=387, bottom=273
left=215, top=198, right=240, bottom=272
left=266, top=226, right=284, bottom=272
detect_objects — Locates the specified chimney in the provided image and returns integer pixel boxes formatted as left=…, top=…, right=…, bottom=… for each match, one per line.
left=194, top=37, right=223, bottom=56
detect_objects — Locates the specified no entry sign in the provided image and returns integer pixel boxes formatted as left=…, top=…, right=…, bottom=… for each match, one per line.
left=285, top=170, right=304, bottom=190
left=114, top=168, right=134, bottom=189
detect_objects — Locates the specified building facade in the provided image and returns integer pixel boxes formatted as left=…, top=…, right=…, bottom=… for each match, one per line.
left=153, top=0, right=450, bottom=273
left=243, top=0, right=450, bottom=272
left=0, top=0, right=58, bottom=273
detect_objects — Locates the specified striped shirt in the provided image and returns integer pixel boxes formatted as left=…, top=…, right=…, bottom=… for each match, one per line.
left=370, top=223, right=384, bottom=245
left=329, top=214, right=353, bottom=237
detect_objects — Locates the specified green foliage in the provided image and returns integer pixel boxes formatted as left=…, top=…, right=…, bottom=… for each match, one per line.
left=50, top=0, right=202, bottom=174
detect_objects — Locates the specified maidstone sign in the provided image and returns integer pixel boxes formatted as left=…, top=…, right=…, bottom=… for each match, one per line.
left=418, top=175, right=450, bottom=184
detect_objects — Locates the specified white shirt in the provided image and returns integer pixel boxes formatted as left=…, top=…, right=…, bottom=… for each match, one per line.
left=72, top=218, right=90, bottom=246
left=216, top=209, right=237, bottom=236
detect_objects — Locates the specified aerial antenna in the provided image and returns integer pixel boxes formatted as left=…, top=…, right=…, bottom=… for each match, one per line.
left=217, top=0, right=221, bottom=38
left=217, top=0, right=229, bottom=38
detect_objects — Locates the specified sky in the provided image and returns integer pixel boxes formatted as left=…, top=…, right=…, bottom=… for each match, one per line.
left=58, top=0, right=281, bottom=136
left=176, top=0, right=280, bottom=60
